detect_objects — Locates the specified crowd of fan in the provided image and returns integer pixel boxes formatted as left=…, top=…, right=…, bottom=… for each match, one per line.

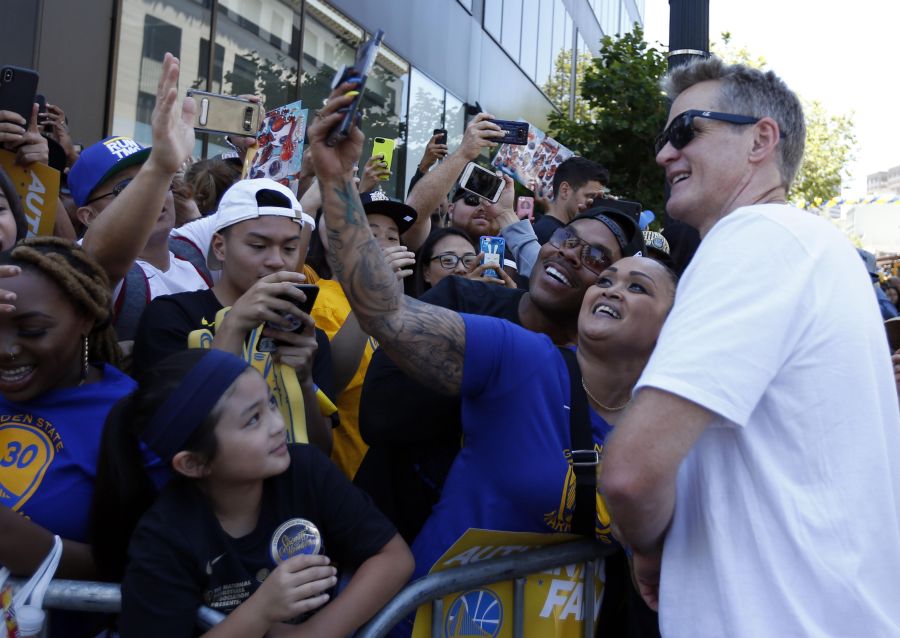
left=1, top=49, right=899, bottom=638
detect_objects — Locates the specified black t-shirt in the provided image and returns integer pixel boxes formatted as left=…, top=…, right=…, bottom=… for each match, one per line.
left=131, top=288, right=335, bottom=401
left=532, top=213, right=565, bottom=245
left=120, top=444, right=396, bottom=636
left=355, top=276, right=525, bottom=542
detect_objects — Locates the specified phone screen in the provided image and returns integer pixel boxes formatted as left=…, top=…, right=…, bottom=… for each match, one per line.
left=464, top=165, right=503, bottom=200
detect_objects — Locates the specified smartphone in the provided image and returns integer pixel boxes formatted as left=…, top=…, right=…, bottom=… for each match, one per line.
left=257, top=284, right=321, bottom=353
left=371, top=137, right=395, bottom=179
left=433, top=128, right=447, bottom=145
left=0, top=65, right=39, bottom=123
left=479, top=236, right=506, bottom=278
left=886, top=317, right=900, bottom=353
left=326, top=29, right=384, bottom=147
left=488, top=119, right=528, bottom=145
left=187, top=90, right=263, bottom=137
left=460, top=162, right=504, bottom=203
left=516, top=196, right=534, bottom=221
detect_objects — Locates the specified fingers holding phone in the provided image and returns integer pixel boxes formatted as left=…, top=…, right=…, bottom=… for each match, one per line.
left=382, top=245, right=416, bottom=280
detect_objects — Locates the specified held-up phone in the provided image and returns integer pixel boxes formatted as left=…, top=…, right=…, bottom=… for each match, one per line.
left=516, top=196, right=534, bottom=221
left=326, top=29, right=384, bottom=147
left=885, top=317, right=900, bottom=353
left=460, top=162, right=504, bottom=203
left=488, top=119, right=528, bottom=145
left=35, top=93, right=52, bottom=135
left=0, top=65, right=39, bottom=123
left=371, top=137, right=395, bottom=179
left=187, top=90, right=263, bottom=137
left=257, top=284, right=321, bottom=353
left=433, top=128, right=447, bottom=145
left=479, top=236, right=506, bottom=279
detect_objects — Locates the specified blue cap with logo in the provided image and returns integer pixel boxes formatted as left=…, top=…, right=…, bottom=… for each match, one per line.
left=68, top=136, right=152, bottom=207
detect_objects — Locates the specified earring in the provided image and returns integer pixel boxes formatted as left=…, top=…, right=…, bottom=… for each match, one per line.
left=80, top=335, right=89, bottom=384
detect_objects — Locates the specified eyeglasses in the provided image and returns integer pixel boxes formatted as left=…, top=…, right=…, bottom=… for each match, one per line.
left=548, top=226, right=613, bottom=276
left=84, top=178, right=134, bottom=206
left=654, top=109, right=771, bottom=155
left=83, top=177, right=175, bottom=206
left=431, top=252, right=479, bottom=270
left=459, top=193, right=485, bottom=207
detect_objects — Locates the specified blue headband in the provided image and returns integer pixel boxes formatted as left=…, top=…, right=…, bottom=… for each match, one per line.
left=142, top=350, right=250, bottom=463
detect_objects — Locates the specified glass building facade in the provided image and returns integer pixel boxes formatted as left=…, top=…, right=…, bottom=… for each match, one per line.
left=20, top=0, right=642, bottom=200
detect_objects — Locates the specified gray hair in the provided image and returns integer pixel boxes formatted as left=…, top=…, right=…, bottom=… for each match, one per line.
left=662, top=57, right=806, bottom=189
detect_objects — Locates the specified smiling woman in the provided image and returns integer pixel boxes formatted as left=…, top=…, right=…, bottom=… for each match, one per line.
left=0, top=236, right=130, bottom=585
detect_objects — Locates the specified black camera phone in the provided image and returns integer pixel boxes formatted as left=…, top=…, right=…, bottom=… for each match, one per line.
left=326, top=29, right=384, bottom=147
left=433, top=128, right=447, bottom=145
left=257, top=284, right=321, bottom=353
left=488, top=119, right=529, bottom=145
left=0, top=65, right=39, bottom=123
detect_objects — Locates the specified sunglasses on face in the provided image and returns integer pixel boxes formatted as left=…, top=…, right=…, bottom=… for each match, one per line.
left=431, top=252, right=479, bottom=270
left=654, top=109, right=768, bottom=155
left=84, top=177, right=174, bottom=206
left=460, top=194, right=485, bottom=207
left=548, top=226, right=612, bottom=276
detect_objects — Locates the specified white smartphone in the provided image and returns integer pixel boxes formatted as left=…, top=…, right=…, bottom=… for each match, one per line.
left=459, top=162, right=504, bottom=203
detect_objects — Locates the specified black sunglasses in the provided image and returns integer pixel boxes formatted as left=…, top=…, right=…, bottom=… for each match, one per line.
left=654, top=109, right=778, bottom=155
left=548, top=226, right=613, bottom=276
left=84, top=177, right=174, bottom=206
left=459, top=193, right=485, bottom=207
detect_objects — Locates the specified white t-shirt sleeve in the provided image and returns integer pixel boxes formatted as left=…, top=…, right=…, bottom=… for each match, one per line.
left=170, top=214, right=218, bottom=256
left=636, top=209, right=816, bottom=426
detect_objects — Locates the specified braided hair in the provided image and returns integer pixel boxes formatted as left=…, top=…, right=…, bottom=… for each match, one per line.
left=0, top=236, right=121, bottom=368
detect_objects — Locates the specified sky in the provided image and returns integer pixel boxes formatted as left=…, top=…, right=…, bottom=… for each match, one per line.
left=642, top=0, right=900, bottom=196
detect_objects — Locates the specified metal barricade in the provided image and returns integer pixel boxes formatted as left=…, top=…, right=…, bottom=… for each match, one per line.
left=6, top=578, right=225, bottom=630
left=356, top=538, right=616, bottom=638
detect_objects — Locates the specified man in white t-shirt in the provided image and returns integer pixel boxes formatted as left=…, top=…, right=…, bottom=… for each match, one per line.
left=600, top=58, right=900, bottom=637
left=69, top=53, right=208, bottom=340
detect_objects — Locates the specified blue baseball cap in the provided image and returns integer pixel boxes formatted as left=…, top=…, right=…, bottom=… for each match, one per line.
left=68, top=136, right=152, bottom=207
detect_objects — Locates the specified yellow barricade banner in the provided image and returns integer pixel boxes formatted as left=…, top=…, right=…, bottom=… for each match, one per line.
left=412, top=529, right=604, bottom=638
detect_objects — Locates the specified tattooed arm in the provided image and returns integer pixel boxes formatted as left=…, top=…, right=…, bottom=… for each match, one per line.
left=308, top=84, right=465, bottom=396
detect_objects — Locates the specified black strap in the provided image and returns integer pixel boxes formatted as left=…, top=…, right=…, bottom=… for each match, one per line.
left=559, top=347, right=597, bottom=537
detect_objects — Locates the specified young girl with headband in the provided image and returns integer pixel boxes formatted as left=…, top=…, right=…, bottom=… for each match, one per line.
left=91, top=348, right=413, bottom=636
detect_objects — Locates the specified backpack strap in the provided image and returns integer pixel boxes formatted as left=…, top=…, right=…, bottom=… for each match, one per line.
left=113, top=263, right=151, bottom=341
left=169, top=236, right=213, bottom=286
left=559, top=346, right=599, bottom=537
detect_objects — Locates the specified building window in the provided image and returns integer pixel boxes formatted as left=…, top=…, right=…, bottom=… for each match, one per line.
left=484, top=0, right=502, bottom=41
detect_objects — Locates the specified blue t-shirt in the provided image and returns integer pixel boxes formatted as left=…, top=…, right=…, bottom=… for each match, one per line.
left=0, top=365, right=136, bottom=542
left=410, top=314, right=613, bottom=579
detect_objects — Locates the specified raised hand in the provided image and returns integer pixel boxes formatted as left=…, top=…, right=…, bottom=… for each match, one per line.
left=146, top=53, right=196, bottom=175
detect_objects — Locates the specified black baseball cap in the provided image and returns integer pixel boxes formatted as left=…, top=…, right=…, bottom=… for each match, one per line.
left=360, top=190, right=418, bottom=235
left=573, top=198, right=644, bottom=257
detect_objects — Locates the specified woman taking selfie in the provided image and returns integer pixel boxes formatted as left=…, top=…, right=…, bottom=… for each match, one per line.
left=92, top=348, right=413, bottom=637
left=0, top=236, right=127, bottom=579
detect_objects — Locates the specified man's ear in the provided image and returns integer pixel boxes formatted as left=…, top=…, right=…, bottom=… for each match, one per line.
left=75, top=206, right=96, bottom=228
left=211, top=232, right=227, bottom=263
left=749, top=117, right=781, bottom=164
left=556, top=181, right=571, bottom=201
left=447, top=202, right=456, bottom=223
left=172, top=450, right=210, bottom=479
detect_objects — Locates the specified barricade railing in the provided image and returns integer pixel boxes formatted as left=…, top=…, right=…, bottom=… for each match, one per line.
left=357, top=538, right=616, bottom=638
left=8, top=539, right=612, bottom=637
left=6, top=578, right=225, bottom=631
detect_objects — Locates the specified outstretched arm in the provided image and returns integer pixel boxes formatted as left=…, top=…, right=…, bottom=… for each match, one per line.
left=309, top=85, right=465, bottom=396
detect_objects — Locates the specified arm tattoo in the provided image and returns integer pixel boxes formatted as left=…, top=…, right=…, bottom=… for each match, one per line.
left=323, top=180, right=465, bottom=395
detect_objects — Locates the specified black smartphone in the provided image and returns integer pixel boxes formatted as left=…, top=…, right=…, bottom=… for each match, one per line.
left=488, top=119, right=529, bottom=145
left=326, top=29, right=384, bottom=147
left=258, top=284, right=321, bottom=353
left=433, top=128, right=447, bottom=145
left=35, top=93, right=52, bottom=135
left=0, top=65, right=39, bottom=123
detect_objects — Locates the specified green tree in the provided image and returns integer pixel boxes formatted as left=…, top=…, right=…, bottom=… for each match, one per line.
left=544, top=48, right=599, bottom=123
left=712, top=33, right=856, bottom=207
left=544, top=25, right=669, bottom=218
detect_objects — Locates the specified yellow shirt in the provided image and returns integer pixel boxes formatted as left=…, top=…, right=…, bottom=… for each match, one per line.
left=311, top=277, right=375, bottom=479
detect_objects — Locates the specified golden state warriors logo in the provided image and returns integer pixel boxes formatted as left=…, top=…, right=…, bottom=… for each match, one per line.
left=445, top=588, right=503, bottom=638
left=0, top=420, right=56, bottom=511
left=543, top=444, right=613, bottom=542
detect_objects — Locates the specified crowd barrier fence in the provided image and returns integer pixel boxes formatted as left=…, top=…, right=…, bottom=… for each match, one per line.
left=8, top=538, right=613, bottom=638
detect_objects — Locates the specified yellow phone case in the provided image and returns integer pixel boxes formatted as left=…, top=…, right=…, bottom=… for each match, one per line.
left=371, top=137, right=396, bottom=179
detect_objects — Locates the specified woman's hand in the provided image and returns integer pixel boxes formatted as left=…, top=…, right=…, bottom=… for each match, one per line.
left=464, top=255, right=516, bottom=288
left=382, top=245, right=416, bottom=280
left=248, top=554, right=337, bottom=625
left=359, top=154, right=391, bottom=193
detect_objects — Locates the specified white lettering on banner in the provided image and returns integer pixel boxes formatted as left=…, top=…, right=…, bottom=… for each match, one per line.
left=24, top=171, right=46, bottom=235
left=441, top=544, right=532, bottom=568
left=538, top=561, right=603, bottom=622
left=103, top=138, right=142, bottom=159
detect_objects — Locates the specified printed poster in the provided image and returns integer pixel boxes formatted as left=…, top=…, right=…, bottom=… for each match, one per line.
left=0, top=149, right=59, bottom=237
left=249, top=100, right=308, bottom=186
left=491, top=123, right=574, bottom=200
left=411, top=529, right=605, bottom=638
